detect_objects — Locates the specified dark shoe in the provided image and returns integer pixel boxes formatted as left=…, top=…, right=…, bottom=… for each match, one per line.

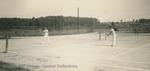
left=111, top=45, right=115, bottom=47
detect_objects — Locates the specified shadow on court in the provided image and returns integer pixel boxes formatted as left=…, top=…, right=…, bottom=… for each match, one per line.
left=94, top=44, right=111, bottom=47
left=0, top=61, right=30, bottom=71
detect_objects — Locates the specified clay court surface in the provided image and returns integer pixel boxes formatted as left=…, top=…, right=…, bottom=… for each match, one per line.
left=0, top=32, right=150, bottom=71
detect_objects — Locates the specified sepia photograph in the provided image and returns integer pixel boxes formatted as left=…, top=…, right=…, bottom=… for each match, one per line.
left=0, top=0, right=150, bottom=71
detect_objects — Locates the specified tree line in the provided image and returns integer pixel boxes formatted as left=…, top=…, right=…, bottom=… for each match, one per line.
left=0, top=16, right=100, bottom=30
left=0, top=16, right=101, bottom=36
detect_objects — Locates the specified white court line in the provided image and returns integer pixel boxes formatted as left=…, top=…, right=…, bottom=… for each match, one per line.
left=0, top=50, right=4, bottom=52
left=1, top=46, right=150, bottom=65
left=64, top=56, right=150, bottom=71
left=0, top=44, right=50, bottom=52
left=10, top=51, right=42, bottom=57
left=17, top=51, right=150, bottom=65
left=1, top=50, right=150, bottom=71
left=0, top=50, right=60, bottom=59
left=111, top=59, right=150, bottom=65
left=1, top=53, right=149, bottom=71
left=110, top=44, right=150, bottom=59
left=0, top=49, right=45, bottom=58
left=96, top=64, right=150, bottom=71
left=80, top=55, right=150, bottom=65
left=63, top=55, right=150, bottom=65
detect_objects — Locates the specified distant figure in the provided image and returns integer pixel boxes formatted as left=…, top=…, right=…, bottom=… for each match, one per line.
left=107, top=28, right=116, bottom=47
left=42, top=27, right=50, bottom=45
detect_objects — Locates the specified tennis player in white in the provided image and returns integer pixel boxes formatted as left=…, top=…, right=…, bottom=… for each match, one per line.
left=107, top=28, right=116, bottom=47
left=42, top=27, right=50, bottom=45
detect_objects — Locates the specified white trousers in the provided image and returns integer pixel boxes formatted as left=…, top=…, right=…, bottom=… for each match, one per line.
left=42, top=35, right=50, bottom=44
left=112, top=34, right=116, bottom=46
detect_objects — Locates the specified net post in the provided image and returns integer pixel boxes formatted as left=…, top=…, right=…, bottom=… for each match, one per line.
left=99, top=31, right=101, bottom=40
left=104, top=31, right=107, bottom=40
left=4, top=35, right=9, bottom=53
left=135, top=28, right=137, bottom=36
left=137, top=29, right=139, bottom=36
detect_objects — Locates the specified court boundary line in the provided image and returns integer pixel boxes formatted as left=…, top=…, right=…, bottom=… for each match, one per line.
left=64, top=56, right=150, bottom=71
left=0, top=50, right=150, bottom=71
left=109, top=44, right=150, bottom=59
left=10, top=48, right=149, bottom=65
left=0, top=50, right=60, bottom=59
left=82, top=56, right=150, bottom=65
left=1, top=44, right=150, bottom=65
left=96, top=63, right=150, bottom=71
left=110, top=59, right=150, bottom=65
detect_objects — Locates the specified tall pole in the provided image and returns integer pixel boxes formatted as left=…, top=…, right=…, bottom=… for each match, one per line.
left=77, top=7, right=79, bottom=33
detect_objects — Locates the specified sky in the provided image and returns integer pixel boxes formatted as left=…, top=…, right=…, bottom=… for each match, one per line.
left=0, top=0, right=150, bottom=22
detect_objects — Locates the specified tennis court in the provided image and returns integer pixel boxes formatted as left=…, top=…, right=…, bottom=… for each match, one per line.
left=0, top=32, right=150, bottom=71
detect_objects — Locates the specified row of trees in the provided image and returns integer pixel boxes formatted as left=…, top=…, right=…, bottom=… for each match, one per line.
left=0, top=16, right=100, bottom=30
left=131, top=19, right=150, bottom=32
left=0, top=16, right=101, bottom=36
left=111, top=18, right=150, bottom=32
left=0, top=16, right=149, bottom=36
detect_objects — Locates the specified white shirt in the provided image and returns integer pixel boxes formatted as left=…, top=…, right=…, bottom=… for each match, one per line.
left=43, top=29, right=48, bottom=36
left=110, top=29, right=116, bottom=35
